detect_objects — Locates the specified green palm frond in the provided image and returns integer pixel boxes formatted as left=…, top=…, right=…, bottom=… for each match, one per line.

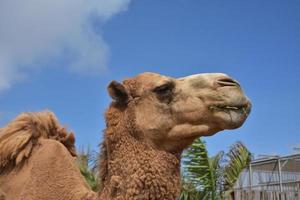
left=181, top=139, right=251, bottom=200
left=223, top=142, right=251, bottom=191
left=180, top=179, right=210, bottom=200
left=77, top=147, right=100, bottom=192
left=182, top=138, right=222, bottom=200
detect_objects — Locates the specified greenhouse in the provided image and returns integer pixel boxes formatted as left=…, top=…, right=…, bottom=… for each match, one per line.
left=234, top=154, right=300, bottom=200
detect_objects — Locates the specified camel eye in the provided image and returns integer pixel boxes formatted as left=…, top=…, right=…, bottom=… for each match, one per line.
left=153, top=82, right=174, bottom=97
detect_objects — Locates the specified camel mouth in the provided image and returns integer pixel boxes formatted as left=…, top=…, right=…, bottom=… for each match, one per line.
left=209, top=103, right=251, bottom=116
left=209, top=103, right=250, bottom=113
left=209, top=101, right=251, bottom=129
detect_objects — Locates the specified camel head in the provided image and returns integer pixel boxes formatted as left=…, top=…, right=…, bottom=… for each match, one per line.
left=107, top=72, right=251, bottom=152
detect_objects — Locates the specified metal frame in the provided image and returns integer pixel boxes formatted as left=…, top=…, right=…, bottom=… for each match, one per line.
left=235, top=153, right=300, bottom=193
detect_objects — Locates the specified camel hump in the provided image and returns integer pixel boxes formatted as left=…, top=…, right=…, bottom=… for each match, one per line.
left=0, top=111, right=76, bottom=170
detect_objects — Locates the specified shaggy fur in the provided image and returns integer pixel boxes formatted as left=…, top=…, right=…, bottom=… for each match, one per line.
left=0, top=112, right=96, bottom=200
left=0, top=111, right=76, bottom=172
left=0, top=72, right=251, bottom=200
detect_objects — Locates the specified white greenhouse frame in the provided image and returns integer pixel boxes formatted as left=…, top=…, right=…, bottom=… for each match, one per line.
left=234, top=154, right=300, bottom=200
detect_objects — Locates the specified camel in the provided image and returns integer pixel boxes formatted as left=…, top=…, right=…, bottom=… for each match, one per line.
left=0, top=72, right=251, bottom=200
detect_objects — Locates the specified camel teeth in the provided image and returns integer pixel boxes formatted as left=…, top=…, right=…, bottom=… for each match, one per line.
left=210, top=105, right=244, bottom=111
left=225, top=106, right=239, bottom=110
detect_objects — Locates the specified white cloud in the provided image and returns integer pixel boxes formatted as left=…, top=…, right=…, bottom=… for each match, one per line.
left=0, top=0, right=131, bottom=91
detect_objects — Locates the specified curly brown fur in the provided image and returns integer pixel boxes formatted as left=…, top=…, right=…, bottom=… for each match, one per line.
left=99, top=102, right=181, bottom=200
left=99, top=139, right=108, bottom=188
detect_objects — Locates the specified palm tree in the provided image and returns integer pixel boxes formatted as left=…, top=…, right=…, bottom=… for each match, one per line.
left=223, top=142, right=252, bottom=193
left=77, top=147, right=100, bottom=192
left=180, top=138, right=251, bottom=200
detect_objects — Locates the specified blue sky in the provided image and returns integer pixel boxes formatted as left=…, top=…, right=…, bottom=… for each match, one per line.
left=0, top=0, right=299, bottom=157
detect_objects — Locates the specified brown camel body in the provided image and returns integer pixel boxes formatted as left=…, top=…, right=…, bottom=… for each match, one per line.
left=0, top=72, right=251, bottom=200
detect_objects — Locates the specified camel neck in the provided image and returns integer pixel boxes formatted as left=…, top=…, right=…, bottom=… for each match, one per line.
left=100, top=130, right=182, bottom=200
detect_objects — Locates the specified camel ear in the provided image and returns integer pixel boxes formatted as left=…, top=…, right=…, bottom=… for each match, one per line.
left=108, top=81, right=130, bottom=103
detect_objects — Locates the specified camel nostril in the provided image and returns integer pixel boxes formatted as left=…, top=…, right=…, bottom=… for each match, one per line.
left=216, top=77, right=240, bottom=87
